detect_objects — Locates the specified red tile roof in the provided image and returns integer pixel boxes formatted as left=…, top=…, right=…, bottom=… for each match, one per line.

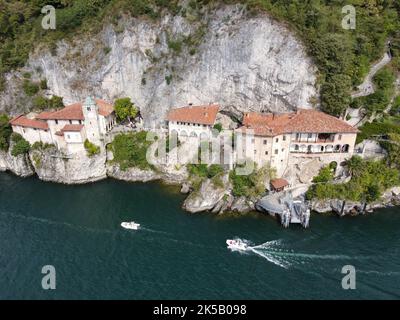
left=167, top=104, right=219, bottom=125
left=10, top=115, right=49, bottom=130
left=37, top=99, right=114, bottom=121
left=237, top=109, right=358, bottom=136
left=271, top=178, right=289, bottom=190
left=61, top=124, right=84, bottom=132
left=96, top=99, right=114, bottom=117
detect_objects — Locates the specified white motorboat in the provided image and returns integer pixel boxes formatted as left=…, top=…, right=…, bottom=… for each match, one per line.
left=226, top=239, right=248, bottom=251
left=121, top=222, right=141, bottom=230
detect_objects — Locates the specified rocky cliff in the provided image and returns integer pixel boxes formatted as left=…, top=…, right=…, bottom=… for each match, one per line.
left=311, top=187, right=400, bottom=216
left=0, top=4, right=317, bottom=124
left=29, top=148, right=107, bottom=184
left=0, top=148, right=34, bottom=178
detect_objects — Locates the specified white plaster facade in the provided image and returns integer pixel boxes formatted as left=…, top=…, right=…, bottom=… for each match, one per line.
left=10, top=97, right=116, bottom=154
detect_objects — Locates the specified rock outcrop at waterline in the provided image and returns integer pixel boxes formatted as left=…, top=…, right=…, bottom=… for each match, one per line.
left=1, top=145, right=107, bottom=184
left=0, top=5, right=317, bottom=124
left=0, top=149, right=34, bottom=178
left=311, top=187, right=400, bottom=216
left=29, top=148, right=107, bottom=184
left=182, top=176, right=255, bottom=214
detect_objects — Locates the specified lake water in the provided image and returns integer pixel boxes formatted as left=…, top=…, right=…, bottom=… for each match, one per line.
left=0, top=172, right=399, bottom=299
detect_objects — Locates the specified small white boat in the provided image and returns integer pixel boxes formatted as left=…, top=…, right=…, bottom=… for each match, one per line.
left=121, top=222, right=141, bottom=230
left=226, top=239, right=248, bottom=251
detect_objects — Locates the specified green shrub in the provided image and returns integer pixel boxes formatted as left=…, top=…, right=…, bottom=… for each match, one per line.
left=109, top=131, right=153, bottom=170
left=11, top=136, right=30, bottom=157
left=213, top=123, right=223, bottom=133
left=22, top=80, right=39, bottom=96
left=307, top=159, right=400, bottom=203
left=84, top=139, right=100, bottom=157
left=165, top=75, right=173, bottom=85
left=40, top=79, right=48, bottom=90
left=313, top=166, right=334, bottom=183
left=11, top=132, right=24, bottom=143
left=167, top=38, right=183, bottom=54
left=33, top=96, right=49, bottom=110
left=229, top=164, right=275, bottom=197
left=103, top=47, right=111, bottom=55
left=31, top=141, right=55, bottom=151
left=114, top=97, right=138, bottom=122
left=0, top=114, right=12, bottom=151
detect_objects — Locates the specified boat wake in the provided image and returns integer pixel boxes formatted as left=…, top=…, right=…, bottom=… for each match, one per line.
left=230, top=238, right=368, bottom=270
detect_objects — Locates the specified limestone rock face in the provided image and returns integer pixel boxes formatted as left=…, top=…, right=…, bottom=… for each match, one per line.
left=0, top=149, right=34, bottom=178
left=30, top=148, right=107, bottom=184
left=0, top=5, right=317, bottom=124
left=106, top=162, right=188, bottom=185
left=183, top=178, right=228, bottom=213
left=230, top=196, right=255, bottom=214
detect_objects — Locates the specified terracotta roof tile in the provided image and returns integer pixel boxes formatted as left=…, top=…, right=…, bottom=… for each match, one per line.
left=61, top=124, right=84, bottom=132
left=167, top=104, right=219, bottom=125
left=271, top=178, right=289, bottom=190
left=37, top=99, right=114, bottom=120
left=37, top=103, right=84, bottom=120
left=10, top=115, right=49, bottom=130
left=238, top=109, right=358, bottom=136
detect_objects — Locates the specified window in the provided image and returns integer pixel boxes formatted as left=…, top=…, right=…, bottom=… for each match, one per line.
left=79, top=120, right=82, bottom=125
left=338, top=134, right=342, bottom=141
left=275, top=149, right=278, bottom=155
left=263, top=140, right=267, bottom=145
left=251, top=138, right=255, bottom=144
left=67, top=135, right=70, bottom=139
left=69, top=120, right=72, bottom=124
left=275, top=138, right=279, bottom=143
left=254, top=150, right=257, bottom=154
left=283, top=135, right=286, bottom=141
left=282, top=148, right=284, bottom=152
left=55, top=120, right=58, bottom=125
left=87, top=107, right=91, bottom=111
left=265, top=151, right=268, bottom=155
left=308, top=133, right=312, bottom=138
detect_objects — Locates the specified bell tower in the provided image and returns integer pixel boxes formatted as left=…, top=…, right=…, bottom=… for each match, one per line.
left=82, top=96, right=101, bottom=144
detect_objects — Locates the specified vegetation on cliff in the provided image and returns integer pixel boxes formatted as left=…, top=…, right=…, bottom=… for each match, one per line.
left=307, top=157, right=400, bottom=203
left=0, top=114, right=12, bottom=151
left=84, top=139, right=101, bottom=157
left=10, top=133, right=30, bottom=157
left=1, top=0, right=399, bottom=117
left=229, top=163, right=275, bottom=197
left=108, top=131, right=154, bottom=170
left=114, top=97, right=138, bottom=122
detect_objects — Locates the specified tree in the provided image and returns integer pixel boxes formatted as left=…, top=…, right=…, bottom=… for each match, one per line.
left=0, top=114, right=12, bottom=151
left=50, top=95, right=64, bottom=109
left=213, top=123, right=223, bottom=133
left=114, top=98, right=138, bottom=122
left=346, top=156, right=364, bottom=177
left=84, top=139, right=100, bottom=157
left=11, top=134, right=30, bottom=156
left=33, top=96, right=49, bottom=110
left=313, top=166, right=334, bottom=183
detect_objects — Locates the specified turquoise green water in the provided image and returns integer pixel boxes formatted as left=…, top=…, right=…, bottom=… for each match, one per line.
left=0, top=172, right=399, bottom=299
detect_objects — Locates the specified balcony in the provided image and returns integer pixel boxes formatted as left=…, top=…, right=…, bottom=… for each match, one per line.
left=290, top=144, right=350, bottom=154
left=292, top=133, right=336, bottom=144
